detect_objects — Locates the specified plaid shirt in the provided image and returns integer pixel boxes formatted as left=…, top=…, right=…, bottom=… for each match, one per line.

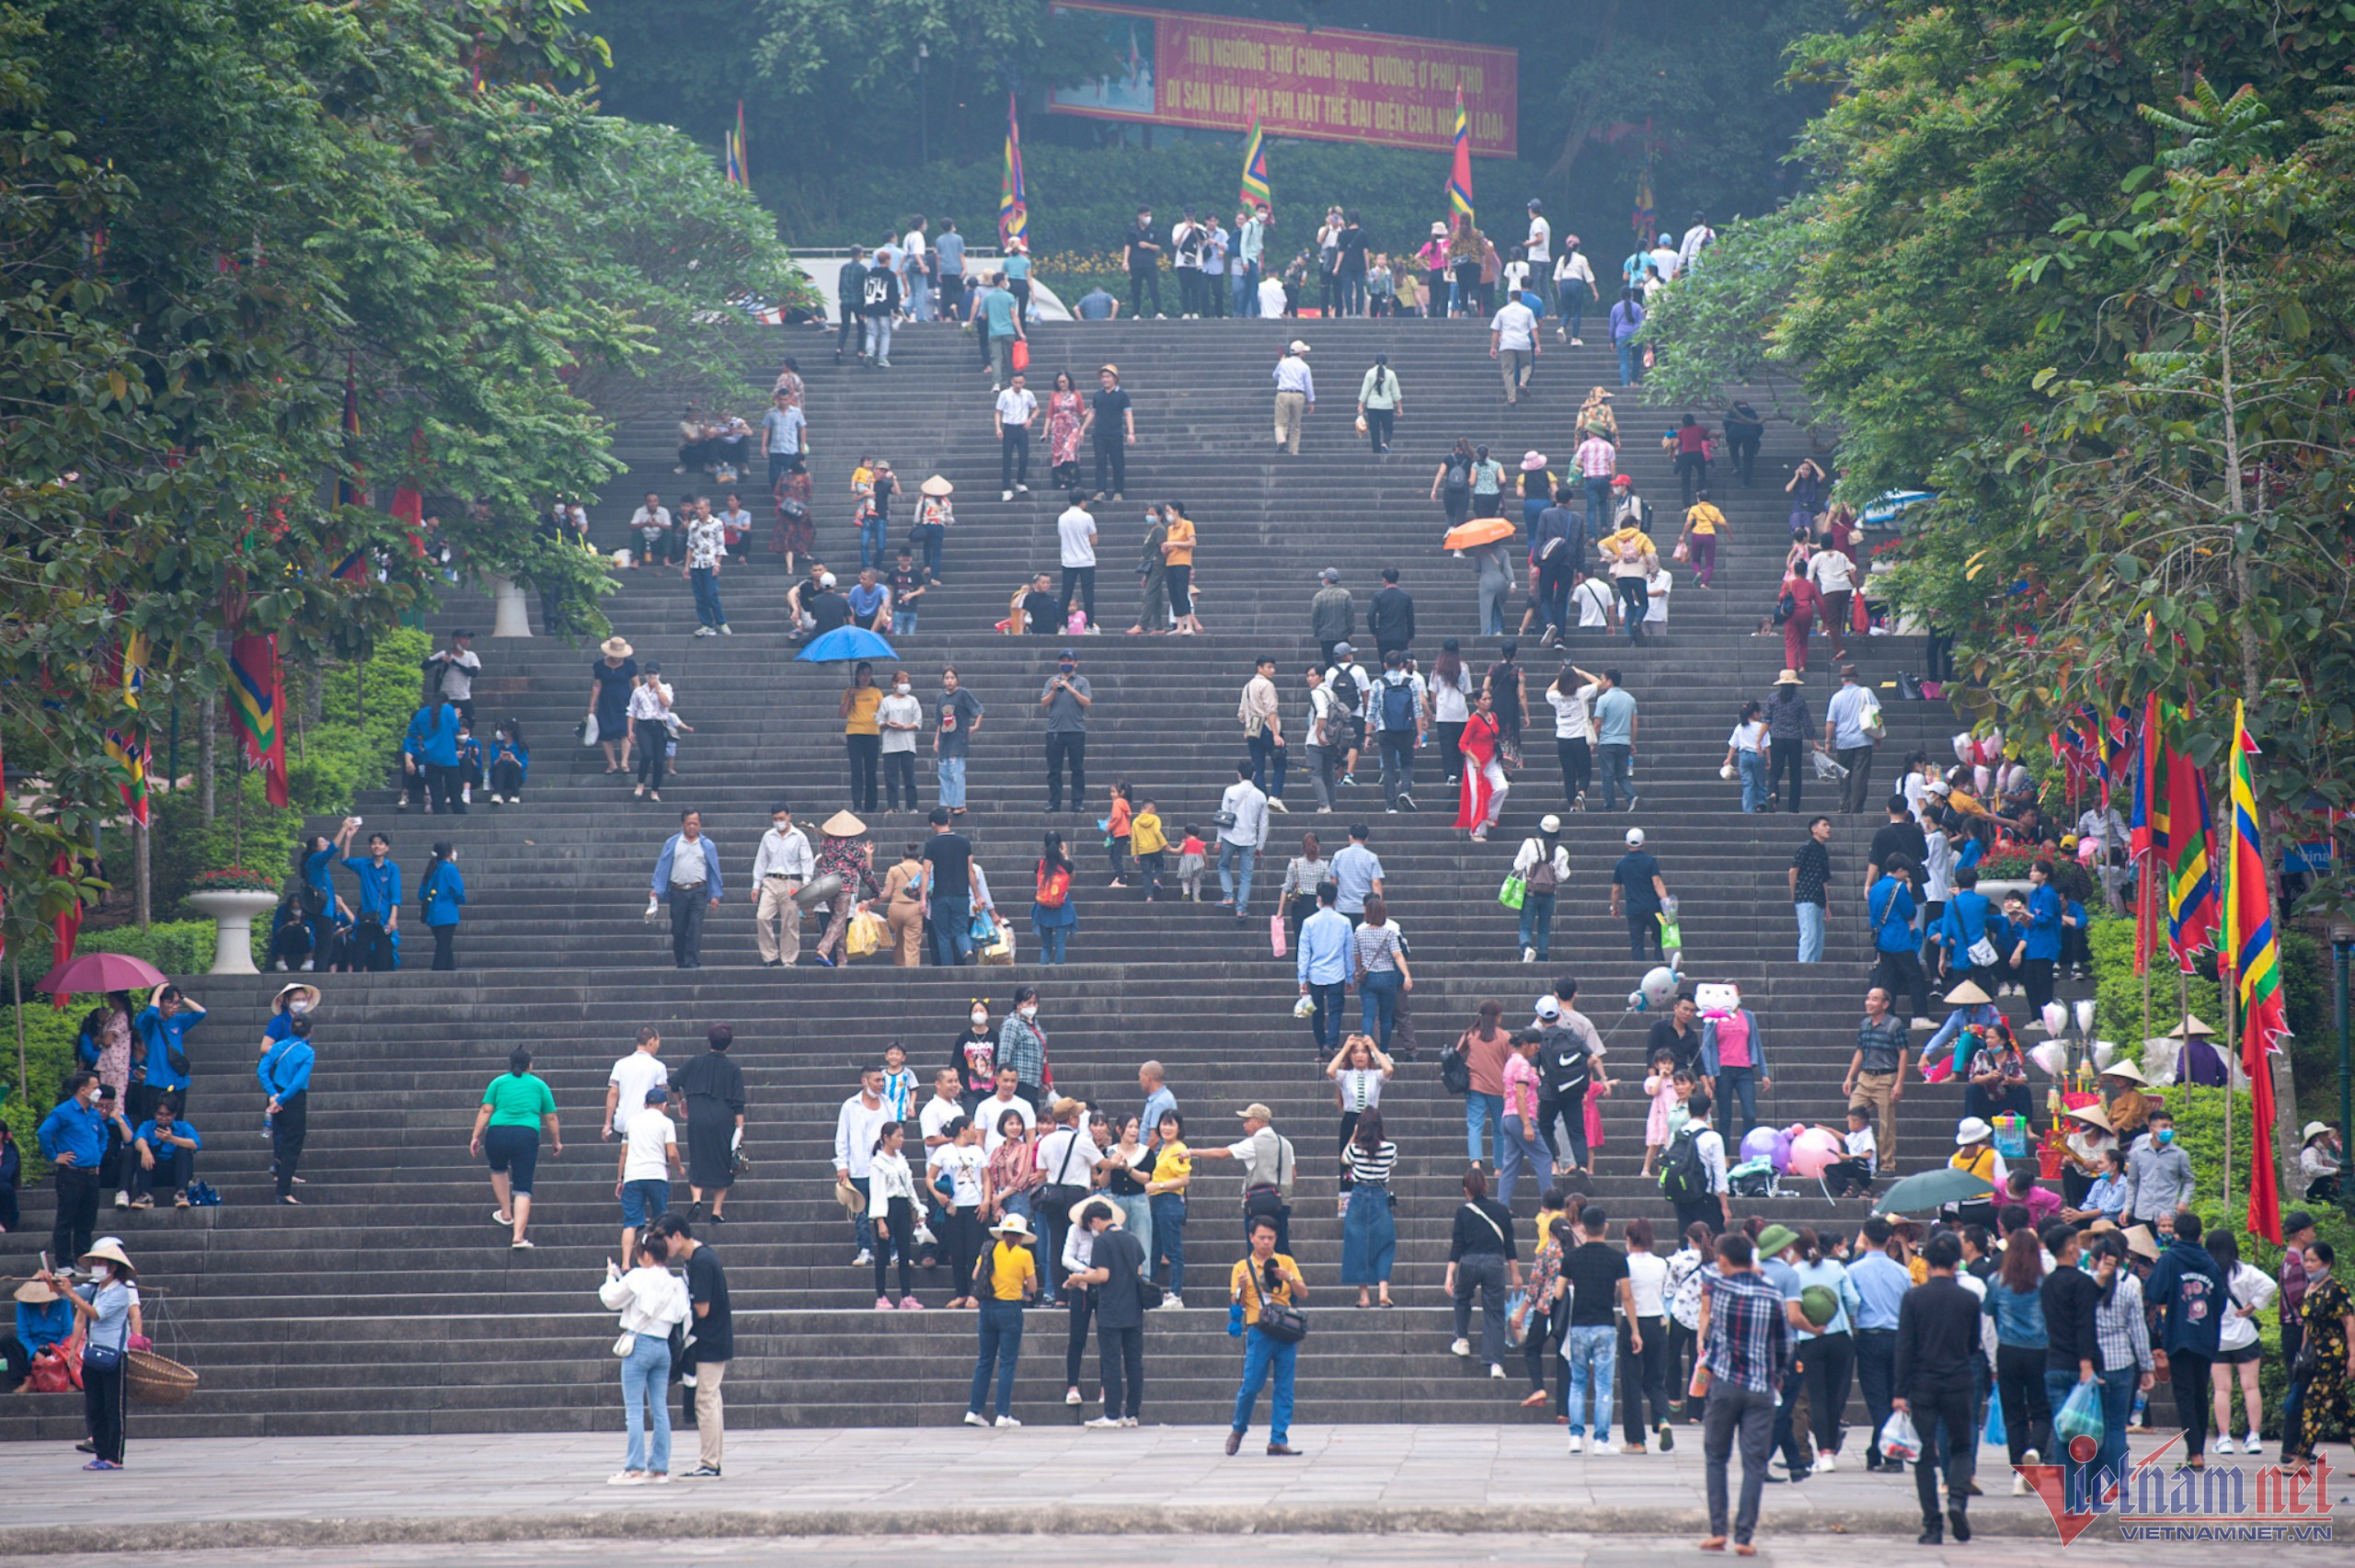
left=2095, top=1270, right=2154, bottom=1374
left=1701, top=1266, right=1790, bottom=1392
left=1575, top=436, right=1617, bottom=479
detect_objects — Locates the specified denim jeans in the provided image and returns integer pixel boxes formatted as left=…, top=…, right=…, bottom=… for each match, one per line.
left=1305, top=979, right=1347, bottom=1056
left=1705, top=1384, right=1775, bottom=1546
left=1233, top=1326, right=1296, bottom=1444
left=689, top=567, right=725, bottom=629
left=1737, top=750, right=1768, bottom=812
left=863, top=315, right=892, bottom=361
left=1584, top=476, right=1614, bottom=544
left=1497, top=1112, right=1547, bottom=1206
left=2095, top=1365, right=2136, bottom=1500
left=619, top=1331, right=673, bottom=1473
left=1358, top=967, right=1402, bottom=1049
left=1566, top=1322, right=1618, bottom=1438
left=1465, top=1091, right=1504, bottom=1164
left=1616, top=338, right=1641, bottom=385
left=1149, top=1193, right=1187, bottom=1296
left=930, top=893, right=974, bottom=967
left=1218, top=841, right=1258, bottom=912
left=1517, top=891, right=1556, bottom=958
left=1248, top=732, right=1288, bottom=802
left=969, top=1299, right=1026, bottom=1419
left=1796, top=900, right=1825, bottom=963
left=911, top=521, right=944, bottom=579
left=937, top=756, right=967, bottom=810
left=1595, top=742, right=1634, bottom=809
left=859, top=513, right=886, bottom=572
left=1717, top=1065, right=1760, bottom=1141
left=1233, top=266, right=1258, bottom=317
left=1034, top=920, right=1069, bottom=964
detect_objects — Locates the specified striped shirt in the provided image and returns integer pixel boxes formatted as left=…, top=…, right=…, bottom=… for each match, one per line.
left=1575, top=436, right=1616, bottom=479
left=2094, top=1270, right=2154, bottom=1374
left=1336, top=1068, right=1384, bottom=1113
left=1342, top=1139, right=1397, bottom=1186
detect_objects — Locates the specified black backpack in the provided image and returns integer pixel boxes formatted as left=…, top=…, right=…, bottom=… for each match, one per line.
left=1329, top=666, right=1362, bottom=715
left=1658, top=1126, right=1707, bottom=1202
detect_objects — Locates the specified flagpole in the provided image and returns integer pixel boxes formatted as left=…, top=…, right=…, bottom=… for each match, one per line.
left=2223, top=975, right=2236, bottom=1217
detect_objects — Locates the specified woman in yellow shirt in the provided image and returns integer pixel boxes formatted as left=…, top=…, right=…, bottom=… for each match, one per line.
left=967, top=1212, right=1040, bottom=1426
left=1147, top=1109, right=1190, bottom=1306
left=1681, top=494, right=1729, bottom=588
left=840, top=661, right=883, bottom=814
left=1161, top=507, right=1200, bottom=635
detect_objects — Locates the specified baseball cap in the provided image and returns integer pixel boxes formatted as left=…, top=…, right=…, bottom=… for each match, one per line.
left=1626, top=828, right=1646, bottom=847
left=1533, top=996, right=1562, bottom=1020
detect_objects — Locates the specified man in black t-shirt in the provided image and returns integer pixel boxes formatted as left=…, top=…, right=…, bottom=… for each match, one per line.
left=1021, top=573, right=1061, bottom=635
left=1074, top=1203, right=1149, bottom=1425
left=1646, top=993, right=1704, bottom=1078
left=1122, top=207, right=1164, bottom=317
left=651, top=1216, right=732, bottom=1477
left=1084, top=367, right=1135, bottom=500
left=921, top=808, right=981, bottom=966
left=1866, top=796, right=1930, bottom=890
left=1610, top=828, right=1667, bottom=960
left=1789, top=815, right=1833, bottom=963
left=1560, top=1207, right=1637, bottom=1450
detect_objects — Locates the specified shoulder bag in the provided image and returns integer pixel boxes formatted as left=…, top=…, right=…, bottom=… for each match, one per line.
left=1034, top=1129, right=1092, bottom=1217
left=1249, top=1263, right=1309, bottom=1345
left=1440, top=1030, right=1473, bottom=1094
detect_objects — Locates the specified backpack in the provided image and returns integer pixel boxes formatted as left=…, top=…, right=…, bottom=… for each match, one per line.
left=1523, top=842, right=1559, bottom=895
left=1380, top=677, right=1417, bottom=733
left=1442, top=456, right=1472, bottom=494
left=1658, top=1125, right=1707, bottom=1202
left=1035, top=859, right=1072, bottom=910
left=1328, top=665, right=1363, bottom=715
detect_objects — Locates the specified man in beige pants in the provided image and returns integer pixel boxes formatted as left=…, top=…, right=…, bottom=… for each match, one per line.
left=1272, top=340, right=1315, bottom=455
left=652, top=1216, right=730, bottom=1478
left=1843, top=985, right=1911, bottom=1173
left=751, top=806, right=813, bottom=966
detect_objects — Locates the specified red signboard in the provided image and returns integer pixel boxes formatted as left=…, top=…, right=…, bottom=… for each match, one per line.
left=1049, top=3, right=1517, bottom=158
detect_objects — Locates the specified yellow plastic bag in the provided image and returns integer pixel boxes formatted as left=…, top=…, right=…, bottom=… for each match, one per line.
left=844, top=910, right=888, bottom=959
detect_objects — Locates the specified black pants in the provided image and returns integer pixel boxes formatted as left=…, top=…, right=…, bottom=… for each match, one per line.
left=668, top=885, right=709, bottom=967
left=1365, top=407, right=1394, bottom=452
left=873, top=1196, right=914, bottom=1299
left=1557, top=737, right=1591, bottom=804
left=431, top=923, right=456, bottom=971
left=1378, top=731, right=1416, bottom=807
left=1855, top=1328, right=1898, bottom=1463
left=1994, top=1341, right=2052, bottom=1464
left=1099, top=1323, right=1143, bottom=1419
left=428, top=761, right=465, bottom=813
left=2166, top=1346, right=2211, bottom=1460
left=1911, top=1379, right=1978, bottom=1528
left=636, top=736, right=667, bottom=795
left=1801, top=1331, right=1855, bottom=1456
left=845, top=732, right=880, bottom=812
left=272, top=1091, right=308, bottom=1199
left=1092, top=439, right=1126, bottom=498
left=490, top=757, right=523, bottom=799
left=354, top=916, right=396, bottom=972
left=1000, top=428, right=1030, bottom=490
left=51, top=1164, right=99, bottom=1264
left=1729, top=432, right=1759, bottom=482
left=1626, top=909, right=1663, bottom=959
left=838, top=303, right=859, bottom=357
left=1673, top=1193, right=1722, bottom=1241
left=1621, top=1314, right=1673, bottom=1436
left=1535, top=1093, right=1587, bottom=1172
left=1872, top=947, right=1931, bottom=1018
left=1063, top=1286, right=1096, bottom=1381
left=1522, top=1298, right=1569, bottom=1413
left=132, top=1146, right=193, bottom=1201
left=1060, top=566, right=1097, bottom=626
left=1128, top=268, right=1161, bottom=317
left=85, top=1355, right=127, bottom=1464
left=1044, top=732, right=1086, bottom=809
left=2017, top=956, right=2057, bottom=1014
left=1768, top=738, right=1804, bottom=810
left=883, top=751, right=917, bottom=811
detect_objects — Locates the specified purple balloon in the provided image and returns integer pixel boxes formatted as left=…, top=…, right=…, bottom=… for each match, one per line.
left=1771, top=1128, right=1797, bottom=1174
left=1739, top=1127, right=1777, bottom=1163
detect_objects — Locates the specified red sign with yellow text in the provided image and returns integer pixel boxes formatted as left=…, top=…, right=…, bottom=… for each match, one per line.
left=1049, top=2, right=1517, bottom=157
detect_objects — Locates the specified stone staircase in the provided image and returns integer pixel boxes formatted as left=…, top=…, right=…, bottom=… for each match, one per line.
left=4, top=318, right=2020, bottom=1440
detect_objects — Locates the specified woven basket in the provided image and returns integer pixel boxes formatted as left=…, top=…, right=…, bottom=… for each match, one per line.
left=124, top=1350, right=199, bottom=1407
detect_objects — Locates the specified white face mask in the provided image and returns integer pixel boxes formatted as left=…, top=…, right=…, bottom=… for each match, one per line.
left=290, top=1000, right=311, bottom=1016
left=1020, top=1004, right=1038, bottom=1019
left=971, top=1013, right=988, bottom=1029
left=773, top=819, right=789, bottom=833
left=894, top=682, right=911, bottom=695
left=87, top=1264, right=112, bottom=1284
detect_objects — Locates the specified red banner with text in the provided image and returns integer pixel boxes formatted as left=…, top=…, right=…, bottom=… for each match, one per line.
left=1049, top=3, right=1517, bottom=157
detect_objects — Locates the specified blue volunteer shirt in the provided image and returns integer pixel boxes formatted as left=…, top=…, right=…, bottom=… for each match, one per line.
left=133, top=1001, right=203, bottom=1093
left=421, top=860, right=467, bottom=928
left=411, top=704, right=461, bottom=767
left=37, top=1096, right=107, bottom=1167
left=263, top=1039, right=316, bottom=1100
left=343, top=853, right=403, bottom=921
left=133, top=1117, right=202, bottom=1153
left=1867, top=876, right=1916, bottom=953
left=2024, top=883, right=2063, bottom=960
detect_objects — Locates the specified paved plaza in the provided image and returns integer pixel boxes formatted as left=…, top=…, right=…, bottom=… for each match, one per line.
left=0, top=1426, right=2346, bottom=1561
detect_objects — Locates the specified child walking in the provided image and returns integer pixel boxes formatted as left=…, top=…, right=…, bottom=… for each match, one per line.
left=1176, top=825, right=1208, bottom=902
left=1106, top=782, right=1134, bottom=888
left=1641, top=1047, right=1679, bottom=1177
left=1132, top=796, right=1167, bottom=901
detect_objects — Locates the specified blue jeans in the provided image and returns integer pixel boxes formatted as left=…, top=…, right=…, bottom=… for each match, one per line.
left=619, top=1331, right=673, bottom=1473
left=1517, top=891, right=1556, bottom=958
left=1234, top=265, right=1258, bottom=317
left=1562, top=280, right=1591, bottom=340
left=1465, top=1091, right=1504, bottom=1164
left=1034, top=920, right=1069, bottom=964
left=1738, top=750, right=1768, bottom=812
left=1149, top=1193, right=1187, bottom=1296
left=1616, top=338, right=1641, bottom=385
left=621, top=1178, right=670, bottom=1229
left=1218, top=841, right=1257, bottom=912
left=969, top=1299, right=1026, bottom=1420
left=937, top=756, right=967, bottom=809
left=1595, top=742, right=1634, bottom=809
left=1584, top=476, right=1614, bottom=544
left=1305, top=979, right=1347, bottom=1056
left=2095, top=1365, right=2136, bottom=1502
left=1232, top=1326, right=1297, bottom=1445
left=1497, top=1112, right=1547, bottom=1206
left=1796, top=901, right=1825, bottom=963
left=911, top=521, right=944, bottom=579
left=1248, top=733, right=1287, bottom=801
left=931, top=893, right=973, bottom=967
left=1717, top=1065, right=1760, bottom=1141
left=863, top=315, right=892, bottom=361
left=689, top=566, right=724, bottom=629
left=859, top=513, right=886, bottom=571
left=1358, top=968, right=1402, bottom=1049
left=1566, top=1322, right=1618, bottom=1438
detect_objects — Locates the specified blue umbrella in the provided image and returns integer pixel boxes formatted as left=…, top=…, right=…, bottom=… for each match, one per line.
left=796, top=625, right=898, bottom=664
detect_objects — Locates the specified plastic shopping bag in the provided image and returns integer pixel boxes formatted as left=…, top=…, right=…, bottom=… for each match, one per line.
left=2055, top=1378, right=2106, bottom=1448
left=844, top=909, right=888, bottom=958
left=1498, top=872, right=1526, bottom=910
left=1878, top=1409, right=1923, bottom=1466
left=1269, top=912, right=1288, bottom=958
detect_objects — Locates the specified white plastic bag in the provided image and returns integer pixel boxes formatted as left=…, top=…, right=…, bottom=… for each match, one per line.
left=581, top=713, right=601, bottom=747
left=1879, top=1409, right=1923, bottom=1465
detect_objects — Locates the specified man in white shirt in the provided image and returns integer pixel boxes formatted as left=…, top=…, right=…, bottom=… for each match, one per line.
left=976, top=1070, right=1035, bottom=1153
left=1645, top=564, right=1672, bottom=626
left=1171, top=209, right=1206, bottom=316
left=629, top=492, right=671, bottom=568
left=1258, top=271, right=1289, bottom=320
left=604, top=1027, right=669, bottom=1140
left=751, top=805, right=814, bottom=967
left=1217, top=762, right=1271, bottom=921
left=1522, top=200, right=1553, bottom=314
left=1201, top=218, right=1230, bottom=315
left=617, top=1084, right=681, bottom=1260
left=427, top=632, right=480, bottom=726
left=1272, top=340, right=1315, bottom=454
left=1368, top=651, right=1427, bottom=814
left=1807, top=546, right=1858, bottom=659
left=833, top=1067, right=890, bottom=1264
left=1575, top=568, right=1617, bottom=630
left=1554, top=237, right=1598, bottom=344
left=1677, top=212, right=1715, bottom=276
left=919, top=1069, right=967, bottom=1150
left=1490, top=293, right=1539, bottom=405
left=1056, top=494, right=1098, bottom=631
left=900, top=219, right=930, bottom=320
left=1648, top=237, right=1681, bottom=282
left=994, top=372, right=1038, bottom=500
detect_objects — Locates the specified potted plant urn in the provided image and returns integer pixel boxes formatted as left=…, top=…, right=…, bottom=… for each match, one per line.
left=486, top=574, right=534, bottom=637
left=185, top=869, right=283, bottom=976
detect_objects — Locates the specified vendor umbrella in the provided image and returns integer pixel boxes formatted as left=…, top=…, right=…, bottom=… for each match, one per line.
left=796, top=626, right=898, bottom=665
left=39, top=950, right=168, bottom=998
left=1873, top=1166, right=1993, bottom=1216
left=1442, top=517, right=1516, bottom=550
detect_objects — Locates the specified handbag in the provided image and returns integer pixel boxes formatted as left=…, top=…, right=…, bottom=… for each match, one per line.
left=1968, top=935, right=2001, bottom=968
left=1497, top=872, right=1526, bottom=910
left=1440, top=1033, right=1473, bottom=1094
left=968, top=909, right=999, bottom=943
left=83, top=1340, right=124, bottom=1374
left=1248, top=1265, right=1309, bottom=1345
left=612, top=1331, right=637, bottom=1357
left=580, top=713, right=600, bottom=747
left=1009, top=338, right=1029, bottom=372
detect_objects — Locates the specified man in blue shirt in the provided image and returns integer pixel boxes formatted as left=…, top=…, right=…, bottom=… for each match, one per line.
left=130, top=986, right=204, bottom=1126
left=264, top=1015, right=316, bottom=1204
left=760, top=389, right=806, bottom=489
left=2008, top=859, right=2065, bottom=1015
left=651, top=809, right=725, bottom=970
left=407, top=699, right=465, bottom=816
left=38, top=1071, right=107, bottom=1265
left=979, top=273, right=1025, bottom=392
left=1822, top=665, right=1878, bottom=815
left=1591, top=669, right=1639, bottom=811
left=933, top=219, right=966, bottom=321
left=1327, top=823, right=1384, bottom=924
left=1295, top=882, right=1353, bottom=1055
left=1847, top=1217, right=1913, bottom=1470
left=1867, top=861, right=1931, bottom=1024
left=336, top=817, right=402, bottom=972
left=131, top=1097, right=202, bottom=1207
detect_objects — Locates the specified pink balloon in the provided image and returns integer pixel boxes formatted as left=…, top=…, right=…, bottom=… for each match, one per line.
left=1788, top=1128, right=1844, bottom=1178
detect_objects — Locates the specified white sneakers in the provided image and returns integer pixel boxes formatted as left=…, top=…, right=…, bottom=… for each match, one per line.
left=1488, top=1364, right=1506, bottom=1379
left=1450, top=1338, right=1472, bottom=1357
left=1818, top=1451, right=1837, bottom=1472
left=1084, top=1415, right=1122, bottom=1429
left=1522, top=946, right=1536, bottom=963
left=995, top=1415, right=1021, bottom=1428
left=1567, top=1434, right=1583, bottom=1453
left=1153, top=1296, right=1186, bottom=1311
left=1065, top=1386, right=1084, bottom=1405
left=963, top=1411, right=988, bottom=1426
left=2212, top=1436, right=2239, bottom=1455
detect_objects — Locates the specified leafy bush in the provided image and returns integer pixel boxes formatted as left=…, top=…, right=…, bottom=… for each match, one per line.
left=2087, top=918, right=2222, bottom=1066
left=0, top=1006, right=83, bottom=1181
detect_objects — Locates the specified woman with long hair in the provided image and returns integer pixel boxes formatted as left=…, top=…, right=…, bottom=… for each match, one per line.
left=867, top=1120, right=923, bottom=1310
left=1989, top=1219, right=2053, bottom=1475
left=486, top=718, right=528, bottom=806
left=1791, top=1225, right=1860, bottom=1468
left=1030, top=830, right=1077, bottom=966
left=76, top=990, right=137, bottom=1102
left=1280, top=831, right=1328, bottom=945
left=1485, top=639, right=1526, bottom=759
left=1357, top=353, right=1401, bottom=453
left=1456, top=690, right=1510, bottom=843
left=598, top=1230, right=688, bottom=1483
left=1429, top=639, right=1476, bottom=784
left=1327, top=1034, right=1394, bottom=1156
left=1432, top=437, right=1476, bottom=531
left=470, top=1047, right=562, bottom=1248
left=420, top=841, right=465, bottom=971
left=840, top=660, right=883, bottom=814
left=1350, top=897, right=1413, bottom=1051
left=1546, top=665, right=1596, bottom=808
left=1046, top=371, right=1086, bottom=490
left=1131, top=504, right=1171, bottom=635
left=1340, top=1106, right=1398, bottom=1307
left=2206, top=1228, right=2275, bottom=1454
left=1725, top=699, right=1769, bottom=814
left=1104, top=1113, right=1155, bottom=1266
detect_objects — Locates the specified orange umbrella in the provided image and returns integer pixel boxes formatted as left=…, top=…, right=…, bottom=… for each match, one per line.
left=1442, top=517, right=1515, bottom=550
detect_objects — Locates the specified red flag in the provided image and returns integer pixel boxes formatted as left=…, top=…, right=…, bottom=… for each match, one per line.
left=51, top=851, right=81, bottom=1009
left=229, top=634, right=291, bottom=807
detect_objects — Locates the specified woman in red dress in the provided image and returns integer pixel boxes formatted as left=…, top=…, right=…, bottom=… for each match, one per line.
left=1456, top=691, right=1511, bottom=842
left=774, top=459, right=816, bottom=571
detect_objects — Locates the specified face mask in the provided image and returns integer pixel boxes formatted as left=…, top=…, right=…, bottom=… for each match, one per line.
left=2155, top=1128, right=2175, bottom=1146
left=894, top=683, right=911, bottom=694
left=1020, top=1004, right=1038, bottom=1019
left=87, top=1264, right=111, bottom=1284
left=971, top=1013, right=988, bottom=1028
left=290, top=1000, right=311, bottom=1016
left=1059, top=663, right=1075, bottom=675
left=773, top=819, right=789, bottom=833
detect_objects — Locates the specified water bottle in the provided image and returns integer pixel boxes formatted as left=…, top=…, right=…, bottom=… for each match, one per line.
left=2130, top=1388, right=2148, bottom=1426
